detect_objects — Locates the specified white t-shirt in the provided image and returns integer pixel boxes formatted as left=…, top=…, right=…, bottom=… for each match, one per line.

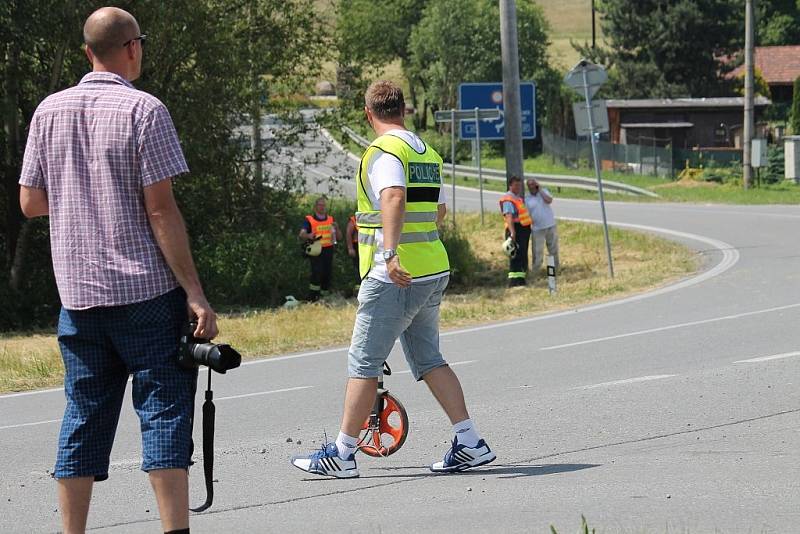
left=524, top=188, right=556, bottom=231
left=363, top=129, right=448, bottom=283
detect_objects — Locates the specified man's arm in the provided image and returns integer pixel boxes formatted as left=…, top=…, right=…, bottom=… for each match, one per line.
left=540, top=188, right=553, bottom=204
left=143, top=179, right=217, bottom=339
left=346, top=220, right=357, bottom=256
left=334, top=222, right=343, bottom=243
left=437, top=203, right=446, bottom=225
left=503, top=213, right=515, bottom=239
left=19, top=186, right=49, bottom=218
left=381, top=186, right=411, bottom=287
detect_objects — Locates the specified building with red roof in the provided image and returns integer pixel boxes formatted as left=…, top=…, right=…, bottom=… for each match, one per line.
left=729, top=46, right=800, bottom=103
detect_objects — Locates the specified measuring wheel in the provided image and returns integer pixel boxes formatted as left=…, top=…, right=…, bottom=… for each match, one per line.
left=358, top=390, right=409, bottom=457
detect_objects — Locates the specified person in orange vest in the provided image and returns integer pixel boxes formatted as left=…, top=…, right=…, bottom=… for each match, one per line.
left=499, top=176, right=532, bottom=287
left=299, top=197, right=342, bottom=301
left=345, top=214, right=360, bottom=287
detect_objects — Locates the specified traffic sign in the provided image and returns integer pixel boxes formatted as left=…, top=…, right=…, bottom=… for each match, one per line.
left=572, top=100, right=609, bottom=135
left=458, top=82, right=536, bottom=140
left=564, top=60, right=607, bottom=99
left=433, top=109, right=502, bottom=122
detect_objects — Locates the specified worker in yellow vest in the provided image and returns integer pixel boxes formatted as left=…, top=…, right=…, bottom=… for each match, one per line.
left=299, top=196, right=342, bottom=301
left=292, top=80, right=494, bottom=479
left=499, top=176, right=532, bottom=286
left=345, top=214, right=360, bottom=288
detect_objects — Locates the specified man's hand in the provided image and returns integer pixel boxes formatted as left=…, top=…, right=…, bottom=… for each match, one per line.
left=386, top=255, right=411, bottom=287
left=348, top=247, right=357, bottom=258
left=188, top=293, right=218, bottom=340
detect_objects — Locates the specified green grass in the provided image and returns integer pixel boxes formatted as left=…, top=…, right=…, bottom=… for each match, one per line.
left=0, top=214, right=696, bottom=393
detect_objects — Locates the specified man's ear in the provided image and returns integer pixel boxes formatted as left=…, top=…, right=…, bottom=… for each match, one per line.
left=84, top=45, right=94, bottom=66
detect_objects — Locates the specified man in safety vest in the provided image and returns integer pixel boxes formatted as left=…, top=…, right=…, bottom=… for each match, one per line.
left=299, top=196, right=342, bottom=301
left=292, top=80, right=495, bottom=478
left=499, top=176, right=532, bottom=286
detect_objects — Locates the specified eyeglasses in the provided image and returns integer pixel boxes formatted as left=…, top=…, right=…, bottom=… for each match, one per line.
left=122, top=34, right=146, bottom=48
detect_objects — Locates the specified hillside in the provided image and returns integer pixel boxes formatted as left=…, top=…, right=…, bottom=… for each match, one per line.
left=312, top=0, right=601, bottom=86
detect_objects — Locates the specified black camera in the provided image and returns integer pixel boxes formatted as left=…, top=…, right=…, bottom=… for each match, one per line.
left=178, top=321, right=241, bottom=374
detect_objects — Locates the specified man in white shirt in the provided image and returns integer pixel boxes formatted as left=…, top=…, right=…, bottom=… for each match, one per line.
left=291, top=80, right=494, bottom=479
left=525, top=178, right=559, bottom=274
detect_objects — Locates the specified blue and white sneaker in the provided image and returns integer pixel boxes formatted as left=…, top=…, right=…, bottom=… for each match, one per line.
left=291, top=442, right=359, bottom=478
left=430, top=437, right=496, bottom=473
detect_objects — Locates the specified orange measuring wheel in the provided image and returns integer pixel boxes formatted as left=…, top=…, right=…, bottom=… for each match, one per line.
left=358, top=391, right=409, bottom=457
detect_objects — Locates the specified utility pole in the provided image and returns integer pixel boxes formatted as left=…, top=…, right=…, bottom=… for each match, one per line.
left=499, top=0, right=524, bottom=189
left=591, top=0, right=596, bottom=50
left=743, top=0, right=755, bottom=190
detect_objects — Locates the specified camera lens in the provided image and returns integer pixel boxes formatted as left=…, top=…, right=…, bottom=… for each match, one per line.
left=191, top=343, right=242, bottom=374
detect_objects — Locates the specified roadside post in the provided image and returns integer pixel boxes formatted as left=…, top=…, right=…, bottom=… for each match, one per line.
left=565, top=60, right=614, bottom=278
left=547, top=255, right=557, bottom=294
left=434, top=108, right=502, bottom=228
left=751, top=138, right=767, bottom=187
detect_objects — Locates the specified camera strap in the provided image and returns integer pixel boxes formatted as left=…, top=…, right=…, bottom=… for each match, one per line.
left=191, top=371, right=215, bottom=513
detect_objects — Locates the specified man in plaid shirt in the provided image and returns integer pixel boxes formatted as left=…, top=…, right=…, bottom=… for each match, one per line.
left=19, top=7, right=214, bottom=534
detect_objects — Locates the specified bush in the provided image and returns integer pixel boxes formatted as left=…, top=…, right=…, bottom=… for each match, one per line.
left=439, top=224, right=479, bottom=287
left=764, top=144, right=784, bottom=184
left=196, top=198, right=362, bottom=307
left=0, top=219, right=60, bottom=331
left=418, top=129, right=472, bottom=164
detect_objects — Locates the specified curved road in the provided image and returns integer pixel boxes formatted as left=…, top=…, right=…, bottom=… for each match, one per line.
left=1, top=127, right=798, bottom=533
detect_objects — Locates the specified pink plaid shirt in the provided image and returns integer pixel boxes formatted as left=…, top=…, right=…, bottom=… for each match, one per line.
left=19, top=72, right=187, bottom=310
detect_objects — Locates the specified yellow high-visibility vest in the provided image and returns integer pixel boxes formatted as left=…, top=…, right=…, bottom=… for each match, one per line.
left=355, top=133, right=450, bottom=280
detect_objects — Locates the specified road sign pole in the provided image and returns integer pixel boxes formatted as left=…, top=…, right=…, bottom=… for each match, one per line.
left=580, top=67, right=614, bottom=278
left=475, top=107, right=484, bottom=225
left=451, top=109, right=456, bottom=228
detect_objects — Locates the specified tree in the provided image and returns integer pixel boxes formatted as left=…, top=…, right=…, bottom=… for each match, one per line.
left=335, top=0, right=426, bottom=124
left=758, top=0, right=800, bottom=46
left=574, top=0, right=743, bottom=98
left=408, top=0, right=553, bottom=125
left=790, top=76, right=800, bottom=134
left=0, top=0, right=331, bottom=328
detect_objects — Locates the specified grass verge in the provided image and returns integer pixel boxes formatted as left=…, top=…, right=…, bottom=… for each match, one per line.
left=483, top=155, right=800, bottom=205
left=0, top=214, right=697, bottom=394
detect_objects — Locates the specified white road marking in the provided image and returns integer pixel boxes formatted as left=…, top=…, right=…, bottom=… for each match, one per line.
left=541, top=301, right=800, bottom=351
left=393, top=360, right=476, bottom=375
left=0, top=218, right=739, bottom=401
left=0, top=387, right=315, bottom=432
left=573, top=374, right=676, bottom=390
left=0, top=418, right=60, bottom=431
left=0, top=386, right=65, bottom=399
left=734, top=351, right=800, bottom=364
left=215, top=385, right=314, bottom=401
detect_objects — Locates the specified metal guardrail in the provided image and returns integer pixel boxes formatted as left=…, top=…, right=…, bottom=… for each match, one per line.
left=340, top=126, right=658, bottom=198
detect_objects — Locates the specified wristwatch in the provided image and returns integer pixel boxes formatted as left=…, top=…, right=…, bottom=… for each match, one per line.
left=382, top=248, right=397, bottom=261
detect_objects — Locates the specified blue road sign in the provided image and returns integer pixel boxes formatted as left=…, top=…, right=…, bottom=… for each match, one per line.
left=458, top=82, right=536, bottom=140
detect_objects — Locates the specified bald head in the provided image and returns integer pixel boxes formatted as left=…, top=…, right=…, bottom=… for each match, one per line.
left=83, top=7, right=140, bottom=61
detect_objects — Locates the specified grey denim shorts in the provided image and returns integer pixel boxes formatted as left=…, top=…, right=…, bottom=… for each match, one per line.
left=348, top=275, right=449, bottom=381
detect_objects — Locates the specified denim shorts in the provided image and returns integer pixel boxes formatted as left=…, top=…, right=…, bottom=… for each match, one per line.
left=348, top=276, right=449, bottom=381
left=54, top=287, right=197, bottom=480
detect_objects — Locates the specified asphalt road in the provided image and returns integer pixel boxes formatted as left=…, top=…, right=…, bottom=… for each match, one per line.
left=1, top=127, right=799, bottom=533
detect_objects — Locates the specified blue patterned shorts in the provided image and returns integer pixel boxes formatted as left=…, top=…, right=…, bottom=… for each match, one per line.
left=55, top=288, right=197, bottom=480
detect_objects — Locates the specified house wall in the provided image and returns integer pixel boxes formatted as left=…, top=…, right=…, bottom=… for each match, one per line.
left=610, top=107, right=766, bottom=149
